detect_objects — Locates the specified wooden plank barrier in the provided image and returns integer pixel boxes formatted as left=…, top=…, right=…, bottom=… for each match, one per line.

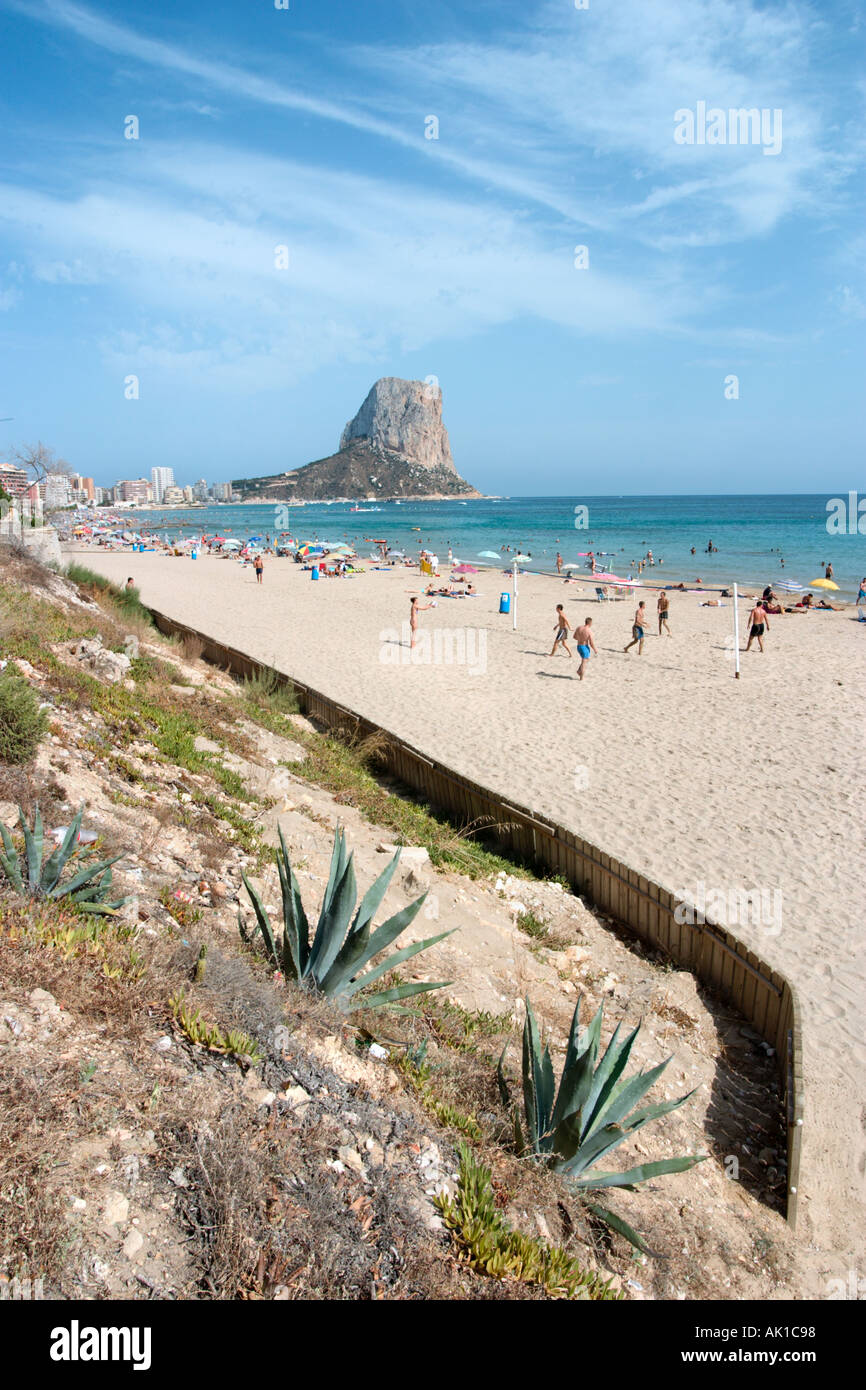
left=149, top=607, right=804, bottom=1226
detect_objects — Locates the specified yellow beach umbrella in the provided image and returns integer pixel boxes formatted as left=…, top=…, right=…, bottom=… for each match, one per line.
left=809, top=577, right=839, bottom=590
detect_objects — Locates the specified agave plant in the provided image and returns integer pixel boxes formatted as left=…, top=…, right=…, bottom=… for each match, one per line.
left=239, top=825, right=453, bottom=1009
left=498, top=995, right=706, bottom=1251
left=0, top=805, right=126, bottom=914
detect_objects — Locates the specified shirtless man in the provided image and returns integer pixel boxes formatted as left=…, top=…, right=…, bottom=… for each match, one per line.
left=657, top=590, right=671, bottom=636
left=573, top=617, right=597, bottom=681
left=548, top=603, right=572, bottom=657
left=555, top=551, right=563, bottom=575
left=624, top=600, right=648, bottom=655
left=745, top=600, right=769, bottom=652
left=408, top=595, right=433, bottom=649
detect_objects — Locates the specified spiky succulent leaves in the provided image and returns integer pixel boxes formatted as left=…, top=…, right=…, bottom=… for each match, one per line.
left=497, top=1042, right=527, bottom=1154
left=340, top=926, right=455, bottom=1001
left=49, top=855, right=124, bottom=901
left=0, top=820, right=23, bottom=893
left=548, top=998, right=604, bottom=1138
left=21, top=805, right=44, bottom=893
left=577, top=1020, right=642, bottom=1141
left=358, top=975, right=453, bottom=1009
left=522, top=998, right=556, bottom=1153
left=307, top=849, right=357, bottom=983
left=312, top=825, right=348, bottom=937
left=240, top=871, right=279, bottom=965
left=574, top=1154, right=707, bottom=1191
left=275, top=826, right=309, bottom=980
left=334, top=885, right=444, bottom=998
left=562, top=1092, right=702, bottom=1184
left=579, top=1057, right=672, bottom=1141
left=318, top=851, right=401, bottom=996
left=40, top=808, right=84, bottom=895
left=584, top=1200, right=656, bottom=1256
left=496, top=1043, right=511, bottom=1110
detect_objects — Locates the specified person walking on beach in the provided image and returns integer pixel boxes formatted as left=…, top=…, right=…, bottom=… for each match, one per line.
left=857, top=577, right=866, bottom=607
left=408, top=595, right=433, bottom=650
left=548, top=604, right=572, bottom=657
left=657, top=591, right=671, bottom=636
left=254, top=553, right=264, bottom=585
left=624, top=600, right=647, bottom=655
left=573, top=617, right=597, bottom=681
left=745, top=600, right=769, bottom=653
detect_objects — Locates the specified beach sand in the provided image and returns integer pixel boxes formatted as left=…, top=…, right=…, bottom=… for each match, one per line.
left=71, top=547, right=866, bottom=1272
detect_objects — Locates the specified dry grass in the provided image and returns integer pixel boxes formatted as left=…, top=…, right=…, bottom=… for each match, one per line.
left=181, top=634, right=206, bottom=662
left=0, top=1058, right=82, bottom=1288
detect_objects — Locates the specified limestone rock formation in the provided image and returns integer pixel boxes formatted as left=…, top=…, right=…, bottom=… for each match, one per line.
left=339, top=378, right=456, bottom=475
left=234, top=378, right=480, bottom=501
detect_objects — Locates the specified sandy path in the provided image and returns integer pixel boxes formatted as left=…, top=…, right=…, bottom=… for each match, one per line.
left=71, top=547, right=866, bottom=1276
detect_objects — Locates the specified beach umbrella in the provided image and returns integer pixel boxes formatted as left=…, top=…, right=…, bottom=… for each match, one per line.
left=452, top=563, right=479, bottom=574
left=561, top=562, right=582, bottom=570
left=809, top=577, right=839, bottom=590
left=478, top=550, right=500, bottom=560
left=775, top=580, right=803, bottom=592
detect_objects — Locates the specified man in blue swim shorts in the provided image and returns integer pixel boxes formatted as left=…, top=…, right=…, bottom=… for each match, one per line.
left=624, top=600, right=648, bottom=656
left=573, top=617, right=597, bottom=681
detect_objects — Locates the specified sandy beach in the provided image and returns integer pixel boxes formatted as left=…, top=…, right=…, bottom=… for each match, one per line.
left=69, top=546, right=866, bottom=1267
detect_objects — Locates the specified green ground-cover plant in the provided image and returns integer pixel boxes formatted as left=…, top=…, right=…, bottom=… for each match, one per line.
left=65, top=564, right=155, bottom=628
left=395, top=1048, right=483, bottom=1142
left=240, top=666, right=299, bottom=719
left=239, top=824, right=453, bottom=1010
left=169, top=989, right=263, bottom=1066
left=0, top=806, right=125, bottom=914
left=498, top=996, right=706, bottom=1252
left=0, top=669, right=47, bottom=763
left=436, top=1144, right=620, bottom=1300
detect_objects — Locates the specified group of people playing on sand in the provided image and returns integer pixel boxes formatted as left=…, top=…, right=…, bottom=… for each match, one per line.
left=546, top=592, right=672, bottom=678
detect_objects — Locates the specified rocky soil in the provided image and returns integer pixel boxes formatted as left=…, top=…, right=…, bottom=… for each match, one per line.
left=0, top=553, right=803, bottom=1299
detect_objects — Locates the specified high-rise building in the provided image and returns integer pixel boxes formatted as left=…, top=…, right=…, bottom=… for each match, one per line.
left=45, top=474, right=73, bottom=508
left=151, top=466, right=174, bottom=503
left=0, top=462, right=30, bottom=497
left=193, top=478, right=208, bottom=502
left=120, top=478, right=151, bottom=503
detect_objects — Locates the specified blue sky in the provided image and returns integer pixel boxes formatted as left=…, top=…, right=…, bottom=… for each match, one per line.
left=0, top=0, right=863, bottom=493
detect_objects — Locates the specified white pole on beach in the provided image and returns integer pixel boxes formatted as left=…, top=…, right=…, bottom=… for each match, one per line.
left=512, top=558, right=518, bottom=631
left=733, top=582, right=740, bottom=679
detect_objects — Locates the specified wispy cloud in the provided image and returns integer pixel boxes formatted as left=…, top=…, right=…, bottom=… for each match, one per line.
left=0, top=0, right=862, bottom=396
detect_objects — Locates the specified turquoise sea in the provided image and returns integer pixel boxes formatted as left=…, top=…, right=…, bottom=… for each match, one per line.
left=118, top=494, right=866, bottom=600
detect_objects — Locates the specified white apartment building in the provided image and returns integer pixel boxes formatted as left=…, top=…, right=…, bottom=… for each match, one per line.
left=150, top=466, right=175, bottom=503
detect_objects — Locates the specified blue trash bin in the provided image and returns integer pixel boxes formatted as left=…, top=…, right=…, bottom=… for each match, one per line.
left=311, top=565, right=319, bottom=581
left=499, top=591, right=511, bottom=614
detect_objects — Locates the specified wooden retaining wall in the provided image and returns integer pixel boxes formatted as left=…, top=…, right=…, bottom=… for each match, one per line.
left=151, top=607, right=804, bottom=1226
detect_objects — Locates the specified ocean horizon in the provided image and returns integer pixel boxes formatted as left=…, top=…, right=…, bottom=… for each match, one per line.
left=93, top=493, right=865, bottom=600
